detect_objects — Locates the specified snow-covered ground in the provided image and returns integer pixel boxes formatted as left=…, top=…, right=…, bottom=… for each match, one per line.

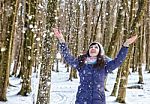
left=0, top=62, right=150, bottom=104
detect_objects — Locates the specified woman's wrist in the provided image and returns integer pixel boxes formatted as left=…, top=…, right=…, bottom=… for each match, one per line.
left=58, top=37, right=65, bottom=43
left=123, top=41, right=129, bottom=47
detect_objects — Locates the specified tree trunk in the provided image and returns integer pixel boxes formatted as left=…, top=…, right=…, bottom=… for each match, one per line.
left=110, top=68, right=122, bottom=96
left=18, top=0, right=36, bottom=96
left=11, top=0, right=22, bottom=76
left=145, top=0, right=150, bottom=72
left=83, top=0, right=89, bottom=52
left=106, top=3, right=124, bottom=57
left=105, top=0, right=124, bottom=94
left=116, top=0, right=147, bottom=103
left=73, top=0, right=80, bottom=79
left=36, top=0, right=57, bottom=103
left=103, top=1, right=111, bottom=50
left=137, top=24, right=144, bottom=84
left=0, top=0, right=16, bottom=101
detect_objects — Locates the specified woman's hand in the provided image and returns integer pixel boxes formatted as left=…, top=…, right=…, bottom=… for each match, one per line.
left=123, top=35, right=138, bottom=47
left=53, top=28, right=65, bottom=43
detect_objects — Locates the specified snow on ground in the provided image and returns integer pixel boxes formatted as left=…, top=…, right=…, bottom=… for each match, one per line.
left=0, top=62, right=150, bottom=104
left=50, top=63, right=150, bottom=104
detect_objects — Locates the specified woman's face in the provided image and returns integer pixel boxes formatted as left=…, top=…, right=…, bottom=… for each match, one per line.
left=89, top=44, right=100, bottom=57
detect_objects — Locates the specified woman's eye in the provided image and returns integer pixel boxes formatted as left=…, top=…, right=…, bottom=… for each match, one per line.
left=90, top=45, right=98, bottom=49
left=90, top=46, right=93, bottom=49
left=95, top=46, right=98, bottom=49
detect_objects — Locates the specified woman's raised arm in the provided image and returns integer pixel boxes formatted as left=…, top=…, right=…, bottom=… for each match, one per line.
left=53, top=28, right=79, bottom=69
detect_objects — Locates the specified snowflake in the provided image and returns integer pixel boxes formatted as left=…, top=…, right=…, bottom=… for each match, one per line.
left=36, top=37, right=40, bottom=41
left=28, top=56, right=31, bottom=60
left=1, top=47, right=6, bottom=52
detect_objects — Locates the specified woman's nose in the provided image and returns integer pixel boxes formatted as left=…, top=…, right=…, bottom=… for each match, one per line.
left=91, top=46, right=95, bottom=49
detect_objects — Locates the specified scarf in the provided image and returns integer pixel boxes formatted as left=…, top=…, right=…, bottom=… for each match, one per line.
left=85, top=57, right=97, bottom=64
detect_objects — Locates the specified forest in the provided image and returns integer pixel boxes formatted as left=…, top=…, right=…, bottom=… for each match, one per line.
left=0, top=0, right=150, bottom=104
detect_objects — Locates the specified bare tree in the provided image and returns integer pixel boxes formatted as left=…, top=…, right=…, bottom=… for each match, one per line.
left=18, top=0, right=36, bottom=96
left=0, top=0, right=18, bottom=101
left=36, top=0, right=57, bottom=103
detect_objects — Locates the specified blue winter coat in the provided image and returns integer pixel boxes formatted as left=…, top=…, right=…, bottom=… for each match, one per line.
left=59, top=43, right=128, bottom=104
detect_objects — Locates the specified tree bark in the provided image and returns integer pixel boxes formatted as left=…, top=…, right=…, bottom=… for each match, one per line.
left=36, top=0, right=57, bottom=103
left=116, top=0, right=147, bottom=103
left=18, top=0, right=36, bottom=96
left=0, top=0, right=17, bottom=101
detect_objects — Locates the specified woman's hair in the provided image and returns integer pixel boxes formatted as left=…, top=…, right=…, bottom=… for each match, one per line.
left=77, top=42, right=106, bottom=69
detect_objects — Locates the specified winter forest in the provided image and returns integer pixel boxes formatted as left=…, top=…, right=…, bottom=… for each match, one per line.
left=0, top=0, right=150, bottom=104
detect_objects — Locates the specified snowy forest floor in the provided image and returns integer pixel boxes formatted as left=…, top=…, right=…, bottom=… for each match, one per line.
left=0, top=62, right=150, bottom=104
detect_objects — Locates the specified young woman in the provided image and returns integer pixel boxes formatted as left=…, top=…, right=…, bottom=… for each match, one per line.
left=53, top=28, right=137, bottom=104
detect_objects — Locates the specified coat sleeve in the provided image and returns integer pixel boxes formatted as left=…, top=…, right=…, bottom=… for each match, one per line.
left=59, top=42, right=79, bottom=69
left=105, top=46, right=128, bottom=73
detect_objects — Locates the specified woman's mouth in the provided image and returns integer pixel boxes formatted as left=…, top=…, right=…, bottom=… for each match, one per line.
left=90, top=49, right=96, bottom=53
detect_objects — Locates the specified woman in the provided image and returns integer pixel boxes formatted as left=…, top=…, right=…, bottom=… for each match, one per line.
left=53, top=28, right=137, bottom=104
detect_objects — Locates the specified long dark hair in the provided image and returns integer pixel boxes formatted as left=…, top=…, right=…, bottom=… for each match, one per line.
left=77, top=43, right=106, bottom=69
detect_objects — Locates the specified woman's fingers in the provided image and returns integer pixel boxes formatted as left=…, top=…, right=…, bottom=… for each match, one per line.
left=52, top=28, right=65, bottom=43
left=53, top=28, right=62, bottom=38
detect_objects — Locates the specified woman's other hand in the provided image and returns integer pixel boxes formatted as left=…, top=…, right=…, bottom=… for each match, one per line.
left=53, top=28, right=65, bottom=43
left=123, top=35, right=138, bottom=47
